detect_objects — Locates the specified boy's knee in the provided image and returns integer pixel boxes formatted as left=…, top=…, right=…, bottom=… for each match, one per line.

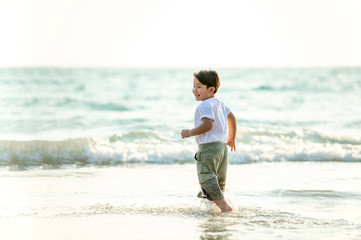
left=200, top=178, right=223, bottom=201
left=198, top=171, right=215, bottom=184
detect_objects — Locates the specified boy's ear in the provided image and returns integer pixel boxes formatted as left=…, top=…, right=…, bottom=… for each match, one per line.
left=209, top=86, right=216, bottom=94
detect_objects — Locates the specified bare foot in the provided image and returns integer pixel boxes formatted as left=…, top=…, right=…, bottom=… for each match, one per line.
left=214, top=198, right=233, bottom=213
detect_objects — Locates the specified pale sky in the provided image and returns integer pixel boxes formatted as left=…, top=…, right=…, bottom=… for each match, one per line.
left=0, top=0, right=360, bottom=68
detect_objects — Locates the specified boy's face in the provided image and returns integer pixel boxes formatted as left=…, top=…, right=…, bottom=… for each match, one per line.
left=193, top=78, right=214, bottom=101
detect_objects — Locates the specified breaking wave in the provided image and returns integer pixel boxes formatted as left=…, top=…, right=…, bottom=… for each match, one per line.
left=1, top=128, right=360, bottom=167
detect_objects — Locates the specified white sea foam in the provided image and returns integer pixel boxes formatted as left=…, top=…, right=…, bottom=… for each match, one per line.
left=1, top=128, right=360, bottom=167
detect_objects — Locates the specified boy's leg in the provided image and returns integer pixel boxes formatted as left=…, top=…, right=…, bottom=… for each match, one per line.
left=217, top=144, right=228, bottom=192
left=196, top=161, right=223, bottom=201
left=196, top=143, right=224, bottom=201
left=196, top=143, right=232, bottom=213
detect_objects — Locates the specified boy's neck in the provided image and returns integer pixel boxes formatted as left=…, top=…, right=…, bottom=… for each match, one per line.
left=203, top=95, right=215, bottom=101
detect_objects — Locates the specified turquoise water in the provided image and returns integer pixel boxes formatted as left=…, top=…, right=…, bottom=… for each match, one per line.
left=0, top=67, right=360, bottom=166
left=1, top=68, right=361, bottom=239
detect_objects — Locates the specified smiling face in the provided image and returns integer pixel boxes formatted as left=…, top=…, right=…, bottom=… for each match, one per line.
left=193, top=77, right=215, bottom=101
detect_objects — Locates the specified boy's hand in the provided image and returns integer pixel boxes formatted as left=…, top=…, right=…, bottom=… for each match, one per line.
left=226, top=138, right=236, bottom=151
left=181, top=129, right=192, bottom=138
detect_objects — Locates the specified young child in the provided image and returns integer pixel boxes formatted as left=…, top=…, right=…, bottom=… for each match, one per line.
left=181, top=69, right=236, bottom=213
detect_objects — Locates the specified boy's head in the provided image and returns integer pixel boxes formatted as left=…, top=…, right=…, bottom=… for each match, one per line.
left=193, top=69, right=220, bottom=94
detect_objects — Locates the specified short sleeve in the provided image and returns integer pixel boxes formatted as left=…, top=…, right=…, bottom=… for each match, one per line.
left=198, top=101, right=215, bottom=121
left=225, top=104, right=231, bottom=116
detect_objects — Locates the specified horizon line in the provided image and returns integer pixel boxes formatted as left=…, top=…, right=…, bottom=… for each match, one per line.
left=1, top=64, right=361, bottom=69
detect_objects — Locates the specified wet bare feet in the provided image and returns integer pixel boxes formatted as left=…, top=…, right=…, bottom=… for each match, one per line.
left=214, top=198, right=233, bottom=213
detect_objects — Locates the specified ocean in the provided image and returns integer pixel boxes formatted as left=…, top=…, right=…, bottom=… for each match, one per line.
left=0, top=67, right=360, bottom=239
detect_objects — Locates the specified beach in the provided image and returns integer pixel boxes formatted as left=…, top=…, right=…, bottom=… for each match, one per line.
left=1, top=68, right=361, bottom=239
left=1, top=163, right=360, bottom=239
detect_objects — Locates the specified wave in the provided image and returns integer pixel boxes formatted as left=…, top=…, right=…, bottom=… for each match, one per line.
left=238, top=128, right=361, bottom=145
left=0, top=129, right=360, bottom=167
left=0, top=135, right=195, bottom=167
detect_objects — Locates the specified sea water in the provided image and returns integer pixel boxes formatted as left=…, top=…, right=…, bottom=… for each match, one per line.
left=0, top=68, right=360, bottom=239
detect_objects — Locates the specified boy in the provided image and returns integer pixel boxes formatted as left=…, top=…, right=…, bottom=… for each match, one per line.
left=181, top=69, right=236, bottom=213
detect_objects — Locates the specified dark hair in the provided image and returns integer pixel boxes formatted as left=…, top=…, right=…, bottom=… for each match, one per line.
left=193, top=69, right=221, bottom=94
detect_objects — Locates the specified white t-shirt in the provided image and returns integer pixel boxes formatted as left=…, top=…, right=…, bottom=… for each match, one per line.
left=194, top=97, right=231, bottom=145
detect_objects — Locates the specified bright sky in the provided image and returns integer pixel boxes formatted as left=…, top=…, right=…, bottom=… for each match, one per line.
left=0, top=0, right=360, bottom=68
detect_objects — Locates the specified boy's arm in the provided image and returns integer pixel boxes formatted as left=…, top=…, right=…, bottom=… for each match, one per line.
left=226, top=111, right=237, bottom=151
left=181, top=118, right=214, bottom=138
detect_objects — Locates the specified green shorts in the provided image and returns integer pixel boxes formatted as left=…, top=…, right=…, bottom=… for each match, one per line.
left=194, top=142, right=228, bottom=201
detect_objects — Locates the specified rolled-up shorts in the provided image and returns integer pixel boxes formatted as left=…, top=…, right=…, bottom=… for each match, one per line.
left=194, top=142, right=228, bottom=201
